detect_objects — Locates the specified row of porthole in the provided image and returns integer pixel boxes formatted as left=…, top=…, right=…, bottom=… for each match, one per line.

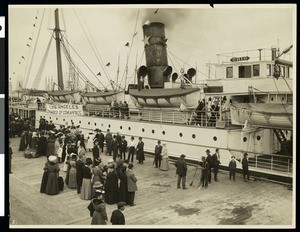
left=48, top=117, right=261, bottom=141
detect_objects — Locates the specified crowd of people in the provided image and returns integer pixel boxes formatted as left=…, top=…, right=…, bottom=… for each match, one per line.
left=10, top=111, right=252, bottom=225
left=193, top=96, right=231, bottom=127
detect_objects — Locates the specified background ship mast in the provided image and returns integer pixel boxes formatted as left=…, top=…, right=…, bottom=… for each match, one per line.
left=54, top=8, right=64, bottom=90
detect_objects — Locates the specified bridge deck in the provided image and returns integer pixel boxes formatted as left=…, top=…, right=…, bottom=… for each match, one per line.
left=9, top=137, right=294, bottom=228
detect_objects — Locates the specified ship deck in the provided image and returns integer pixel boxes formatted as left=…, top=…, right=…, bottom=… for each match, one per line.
left=9, top=137, right=294, bottom=228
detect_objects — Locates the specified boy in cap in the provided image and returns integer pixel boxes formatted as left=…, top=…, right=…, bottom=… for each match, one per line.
left=110, top=201, right=126, bottom=225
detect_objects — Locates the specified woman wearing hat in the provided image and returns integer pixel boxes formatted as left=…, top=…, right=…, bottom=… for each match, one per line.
left=87, top=190, right=108, bottom=225
left=67, top=154, right=78, bottom=189
left=160, top=142, right=169, bottom=171
left=92, top=181, right=104, bottom=199
left=81, top=158, right=93, bottom=200
left=44, top=155, right=60, bottom=195
left=105, top=164, right=119, bottom=205
left=86, top=130, right=95, bottom=152
left=40, top=159, right=50, bottom=193
left=136, top=137, right=145, bottom=164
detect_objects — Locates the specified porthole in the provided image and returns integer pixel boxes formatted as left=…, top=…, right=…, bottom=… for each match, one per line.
left=94, top=123, right=97, bottom=126
left=213, top=136, right=217, bottom=141
left=192, top=134, right=196, bottom=139
left=142, top=128, right=145, bottom=132
left=71, top=120, right=73, bottom=122
left=56, top=118, right=58, bottom=120
left=108, top=124, right=111, bottom=128
left=271, top=97, right=274, bottom=101
left=179, top=133, right=183, bottom=137
left=128, top=127, right=131, bottom=130
left=63, top=119, right=65, bottom=122
left=120, top=126, right=122, bottom=129
left=162, top=131, right=165, bottom=135
left=243, top=137, right=247, bottom=142
left=79, top=121, right=81, bottom=124
left=257, top=135, right=261, bottom=141
left=49, top=117, right=51, bottom=119
left=88, top=122, right=90, bottom=125
left=152, top=130, right=155, bottom=134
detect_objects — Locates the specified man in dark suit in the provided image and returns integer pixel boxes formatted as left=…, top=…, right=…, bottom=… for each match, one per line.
left=211, top=148, right=221, bottom=182
left=154, top=140, right=162, bottom=168
left=76, top=155, right=85, bottom=194
left=110, top=201, right=126, bottom=225
left=92, top=140, right=100, bottom=165
left=242, top=153, right=250, bottom=181
left=205, top=149, right=212, bottom=183
left=175, top=154, right=188, bottom=189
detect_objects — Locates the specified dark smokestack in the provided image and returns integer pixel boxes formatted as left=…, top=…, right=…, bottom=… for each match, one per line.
left=142, top=22, right=169, bottom=88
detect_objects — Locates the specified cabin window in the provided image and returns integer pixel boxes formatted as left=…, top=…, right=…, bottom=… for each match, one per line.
left=226, top=67, right=233, bottom=78
left=253, top=64, right=260, bottom=76
left=162, top=131, right=165, bottom=135
left=286, top=67, right=290, bottom=78
left=239, top=65, right=251, bottom=78
left=267, top=64, right=272, bottom=76
left=280, top=66, right=285, bottom=77
left=142, top=128, right=145, bottom=132
left=192, top=134, right=196, bottom=139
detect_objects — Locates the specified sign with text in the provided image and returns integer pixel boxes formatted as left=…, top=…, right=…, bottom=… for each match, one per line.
left=230, top=56, right=250, bottom=62
left=45, top=103, right=83, bottom=116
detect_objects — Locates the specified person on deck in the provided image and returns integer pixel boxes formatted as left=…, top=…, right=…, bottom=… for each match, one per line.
left=80, top=158, right=93, bottom=200
left=242, top=153, right=250, bottom=181
left=44, top=156, right=60, bottom=195
left=160, top=142, right=169, bottom=171
left=127, top=136, right=136, bottom=163
left=87, top=190, right=108, bottom=225
left=126, top=163, right=138, bottom=206
left=228, top=155, right=237, bottom=181
left=211, top=148, right=221, bottom=182
left=105, top=129, right=113, bottom=156
left=119, top=136, right=128, bottom=161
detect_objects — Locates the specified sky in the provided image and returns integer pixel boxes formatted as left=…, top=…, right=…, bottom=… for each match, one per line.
left=8, top=4, right=296, bottom=91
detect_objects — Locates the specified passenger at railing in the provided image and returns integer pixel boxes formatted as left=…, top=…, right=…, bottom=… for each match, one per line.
left=123, top=101, right=129, bottom=119
left=119, top=101, right=124, bottom=118
left=195, top=99, right=205, bottom=126
left=112, top=100, right=119, bottom=118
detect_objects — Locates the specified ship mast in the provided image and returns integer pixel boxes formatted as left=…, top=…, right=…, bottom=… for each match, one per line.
left=54, top=8, right=64, bottom=90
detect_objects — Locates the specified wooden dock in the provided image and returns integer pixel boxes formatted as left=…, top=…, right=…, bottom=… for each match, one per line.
left=9, top=137, right=294, bottom=228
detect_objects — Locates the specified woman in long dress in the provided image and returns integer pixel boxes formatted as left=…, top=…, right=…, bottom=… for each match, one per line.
left=40, top=160, right=50, bottom=193
left=104, top=164, right=119, bottom=205
left=87, top=190, right=108, bottom=225
left=86, top=131, right=95, bottom=152
left=68, top=154, right=77, bottom=189
left=19, top=131, right=26, bottom=151
left=44, top=156, right=60, bottom=195
left=160, top=142, right=169, bottom=171
left=81, top=158, right=93, bottom=200
left=92, top=159, right=102, bottom=185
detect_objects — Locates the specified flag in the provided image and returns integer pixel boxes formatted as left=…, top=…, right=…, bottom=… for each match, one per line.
left=106, top=62, right=110, bottom=66
left=125, top=42, right=129, bottom=47
left=96, top=72, right=101, bottom=76
left=154, top=9, right=159, bottom=14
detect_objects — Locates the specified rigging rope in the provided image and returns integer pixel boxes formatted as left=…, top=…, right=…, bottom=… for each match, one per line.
left=73, top=9, right=112, bottom=90
left=31, top=33, right=53, bottom=89
left=24, top=9, right=44, bottom=89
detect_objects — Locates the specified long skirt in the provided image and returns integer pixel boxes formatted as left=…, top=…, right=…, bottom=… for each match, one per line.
left=44, top=172, right=59, bottom=195
left=160, top=158, right=169, bottom=171
left=40, top=171, right=49, bottom=193
left=91, top=211, right=107, bottom=225
left=68, top=169, right=77, bottom=189
left=80, top=178, right=92, bottom=200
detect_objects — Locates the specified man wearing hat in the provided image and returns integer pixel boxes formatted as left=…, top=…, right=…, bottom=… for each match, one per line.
left=205, top=149, right=212, bottom=183
left=175, top=154, right=188, bottom=189
left=154, top=140, right=162, bottom=168
left=228, top=155, right=237, bottom=181
left=242, top=153, right=250, bottom=181
left=110, top=202, right=126, bottom=225
left=126, top=163, right=138, bottom=206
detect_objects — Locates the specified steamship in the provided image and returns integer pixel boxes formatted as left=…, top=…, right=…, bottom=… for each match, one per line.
left=9, top=9, right=294, bottom=183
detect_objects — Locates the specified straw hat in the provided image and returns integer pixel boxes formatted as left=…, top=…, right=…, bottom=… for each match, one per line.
left=93, top=181, right=103, bottom=189
left=48, top=155, right=57, bottom=162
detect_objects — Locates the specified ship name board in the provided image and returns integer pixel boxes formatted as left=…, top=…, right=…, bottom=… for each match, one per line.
left=230, top=56, right=250, bottom=62
left=45, top=103, right=83, bottom=116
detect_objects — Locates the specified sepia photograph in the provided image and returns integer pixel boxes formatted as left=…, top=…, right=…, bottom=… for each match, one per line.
left=8, top=4, right=295, bottom=228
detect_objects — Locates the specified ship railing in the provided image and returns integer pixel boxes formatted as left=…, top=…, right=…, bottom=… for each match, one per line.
left=190, top=109, right=231, bottom=127
left=248, top=153, right=293, bottom=174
